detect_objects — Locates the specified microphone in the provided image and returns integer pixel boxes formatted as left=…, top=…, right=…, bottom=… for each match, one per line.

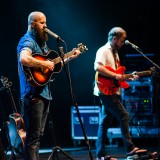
left=44, top=27, right=63, bottom=41
left=125, top=40, right=139, bottom=49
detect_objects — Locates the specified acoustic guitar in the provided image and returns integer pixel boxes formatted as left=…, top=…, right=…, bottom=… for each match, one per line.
left=0, top=76, right=26, bottom=155
left=22, top=43, right=88, bottom=87
left=95, top=66, right=154, bottom=95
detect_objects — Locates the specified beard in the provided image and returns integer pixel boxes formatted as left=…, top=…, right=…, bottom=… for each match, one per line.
left=114, top=43, right=121, bottom=50
left=34, top=27, right=48, bottom=43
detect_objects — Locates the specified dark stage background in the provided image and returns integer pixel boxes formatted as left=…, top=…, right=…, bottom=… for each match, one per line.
left=0, top=0, right=160, bottom=149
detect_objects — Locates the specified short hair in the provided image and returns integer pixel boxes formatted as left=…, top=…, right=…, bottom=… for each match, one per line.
left=108, top=27, right=126, bottom=42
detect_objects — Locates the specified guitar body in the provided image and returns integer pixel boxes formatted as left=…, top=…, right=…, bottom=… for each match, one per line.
left=0, top=76, right=27, bottom=156
left=7, top=113, right=26, bottom=155
left=23, top=50, right=62, bottom=87
left=95, top=66, right=130, bottom=95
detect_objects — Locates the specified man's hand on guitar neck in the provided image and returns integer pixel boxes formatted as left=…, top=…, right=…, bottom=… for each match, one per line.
left=115, top=74, right=139, bottom=81
left=67, top=48, right=81, bottom=61
left=128, top=74, right=139, bottom=81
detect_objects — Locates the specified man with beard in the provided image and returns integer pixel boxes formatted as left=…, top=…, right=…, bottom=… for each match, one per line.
left=17, top=11, right=80, bottom=160
left=94, top=27, right=147, bottom=160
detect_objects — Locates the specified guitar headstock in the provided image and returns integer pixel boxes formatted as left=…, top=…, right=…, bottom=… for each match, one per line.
left=77, top=43, right=88, bottom=53
left=0, top=76, right=12, bottom=89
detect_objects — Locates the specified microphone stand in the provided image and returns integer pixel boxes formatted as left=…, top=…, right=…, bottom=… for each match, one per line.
left=47, top=38, right=73, bottom=160
left=131, top=46, right=160, bottom=153
left=133, top=47, right=160, bottom=70
left=48, top=38, right=93, bottom=160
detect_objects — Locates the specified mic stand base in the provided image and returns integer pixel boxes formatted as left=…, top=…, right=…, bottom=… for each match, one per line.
left=48, top=146, right=74, bottom=160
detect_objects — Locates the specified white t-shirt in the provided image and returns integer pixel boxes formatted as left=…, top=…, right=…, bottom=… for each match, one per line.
left=93, top=42, right=121, bottom=96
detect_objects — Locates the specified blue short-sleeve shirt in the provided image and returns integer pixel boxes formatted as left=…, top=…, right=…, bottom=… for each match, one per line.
left=17, top=31, right=52, bottom=100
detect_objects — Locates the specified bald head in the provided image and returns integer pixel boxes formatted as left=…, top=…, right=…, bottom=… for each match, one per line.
left=27, top=11, right=48, bottom=42
left=28, top=11, right=46, bottom=25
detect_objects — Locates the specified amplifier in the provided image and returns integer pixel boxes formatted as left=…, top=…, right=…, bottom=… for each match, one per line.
left=124, top=97, right=152, bottom=112
left=121, top=77, right=153, bottom=98
left=71, top=106, right=101, bottom=140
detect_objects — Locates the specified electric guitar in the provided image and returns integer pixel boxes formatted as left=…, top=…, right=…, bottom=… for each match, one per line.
left=0, top=76, right=26, bottom=155
left=95, top=66, right=154, bottom=95
left=22, top=43, right=88, bottom=87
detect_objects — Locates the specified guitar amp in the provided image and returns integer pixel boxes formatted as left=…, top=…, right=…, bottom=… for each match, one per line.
left=123, top=97, right=152, bottom=112
left=71, top=106, right=101, bottom=140
left=121, top=77, right=157, bottom=126
left=121, top=77, right=153, bottom=98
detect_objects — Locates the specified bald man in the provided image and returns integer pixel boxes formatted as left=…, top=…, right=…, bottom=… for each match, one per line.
left=17, top=11, right=80, bottom=160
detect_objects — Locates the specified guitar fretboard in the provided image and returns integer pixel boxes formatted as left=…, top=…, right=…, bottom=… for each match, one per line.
left=52, top=50, right=75, bottom=64
left=125, top=70, right=152, bottom=79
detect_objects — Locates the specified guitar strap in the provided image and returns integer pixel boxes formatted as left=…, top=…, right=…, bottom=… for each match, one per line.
left=113, top=52, right=120, bottom=69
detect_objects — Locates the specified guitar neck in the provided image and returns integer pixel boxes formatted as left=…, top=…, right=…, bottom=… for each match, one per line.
left=52, top=50, right=76, bottom=64
left=0, top=76, right=18, bottom=113
left=49, top=43, right=88, bottom=65
left=8, top=88, right=18, bottom=113
left=125, top=70, right=152, bottom=79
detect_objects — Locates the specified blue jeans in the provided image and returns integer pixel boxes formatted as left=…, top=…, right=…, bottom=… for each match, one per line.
left=96, top=94, right=135, bottom=158
left=23, top=95, right=50, bottom=160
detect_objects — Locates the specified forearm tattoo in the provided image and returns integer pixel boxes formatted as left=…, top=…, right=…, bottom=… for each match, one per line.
left=26, top=56, right=41, bottom=67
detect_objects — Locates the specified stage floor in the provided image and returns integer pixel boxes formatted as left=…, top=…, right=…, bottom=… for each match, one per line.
left=6, top=145, right=160, bottom=160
